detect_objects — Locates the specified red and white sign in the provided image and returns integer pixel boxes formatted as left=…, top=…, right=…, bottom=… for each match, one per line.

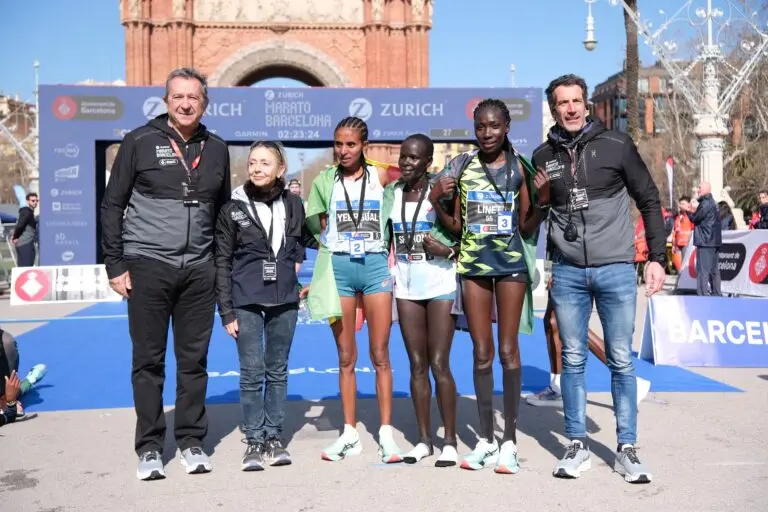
left=13, top=269, right=51, bottom=302
left=676, top=230, right=768, bottom=298
left=10, top=264, right=122, bottom=306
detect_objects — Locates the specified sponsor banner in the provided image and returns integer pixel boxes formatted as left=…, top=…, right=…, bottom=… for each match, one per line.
left=675, top=229, right=768, bottom=297
left=41, top=85, right=542, bottom=148
left=39, top=85, right=542, bottom=266
left=639, top=295, right=768, bottom=367
left=10, top=265, right=121, bottom=306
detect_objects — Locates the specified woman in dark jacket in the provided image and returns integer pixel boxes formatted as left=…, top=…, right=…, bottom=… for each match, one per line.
left=718, top=201, right=736, bottom=231
left=215, top=141, right=315, bottom=472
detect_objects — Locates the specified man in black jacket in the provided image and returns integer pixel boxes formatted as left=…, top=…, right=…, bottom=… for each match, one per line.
left=100, top=67, right=231, bottom=481
left=532, top=74, right=665, bottom=484
left=11, top=192, right=39, bottom=267
left=689, top=181, right=722, bottom=296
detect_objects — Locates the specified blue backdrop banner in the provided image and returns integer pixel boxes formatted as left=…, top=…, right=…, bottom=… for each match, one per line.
left=38, top=86, right=543, bottom=266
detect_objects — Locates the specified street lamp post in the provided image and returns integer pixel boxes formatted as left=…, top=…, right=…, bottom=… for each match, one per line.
left=31, top=60, right=40, bottom=195
left=583, top=0, right=768, bottom=209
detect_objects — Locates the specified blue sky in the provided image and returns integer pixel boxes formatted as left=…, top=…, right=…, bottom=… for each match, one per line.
left=0, top=0, right=677, bottom=101
left=0, top=0, right=694, bottom=179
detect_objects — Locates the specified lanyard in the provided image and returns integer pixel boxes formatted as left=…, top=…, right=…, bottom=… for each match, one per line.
left=400, top=177, right=429, bottom=254
left=479, top=150, right=512, bottom=211
left=248, top=198, right=275, bottom=260
left=169, top=138, right=205, bottom=180
left=339, top=168, right=367, bottom=231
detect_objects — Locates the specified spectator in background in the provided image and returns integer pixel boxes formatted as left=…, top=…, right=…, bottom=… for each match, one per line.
left=288, top=179, right=302, bottom=197
left=718, top=201, right=736, bottom=231
left=690, top=182, right=722, bottom=296
left=749, top=190, right=768, bottom=229
left=11, top=192, right=38, bottom=267
left=672, top=196, right=694, bottom=272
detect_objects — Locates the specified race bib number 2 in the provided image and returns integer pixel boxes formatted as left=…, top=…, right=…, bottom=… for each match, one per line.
left=349, top=234, right=365, bottom=259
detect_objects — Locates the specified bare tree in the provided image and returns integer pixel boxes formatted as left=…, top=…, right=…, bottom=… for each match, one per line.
left=623, top=0, right=641, bottom=141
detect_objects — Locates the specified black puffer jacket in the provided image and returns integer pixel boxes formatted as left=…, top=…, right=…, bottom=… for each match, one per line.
left=690, top=193, right=722, bottom=247
left=214, top=185, right=317, bottom=325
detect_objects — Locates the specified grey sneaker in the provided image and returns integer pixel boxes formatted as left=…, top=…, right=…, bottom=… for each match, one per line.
left=136, top=450, right=165, bottom=481
left=180, top=446, right=212, bottom=475
left=241, top=441, right=265, bottom=472
left=553, top=440, right=591, bottom=478
left=265, top=437, right=292, bottom=466
left=614, top=444, right=652, bottom=483
left=526, top=386, right=563, bottom=407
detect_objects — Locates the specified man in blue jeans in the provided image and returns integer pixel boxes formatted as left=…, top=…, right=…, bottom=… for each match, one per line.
left=532, top=74, right=666, bottom=484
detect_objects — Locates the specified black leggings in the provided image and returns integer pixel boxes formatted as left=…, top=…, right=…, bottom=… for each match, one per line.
left=461, top=274, right=526, bottom=444
left=396, top=298, right=457, bottom=448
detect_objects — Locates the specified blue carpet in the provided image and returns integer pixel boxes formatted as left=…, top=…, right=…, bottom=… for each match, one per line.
left=13, top=299, right=740, bottom=413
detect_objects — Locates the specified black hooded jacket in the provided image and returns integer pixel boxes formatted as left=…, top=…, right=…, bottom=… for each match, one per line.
left=100, top=114, right=231, bottom=278
left=532, top=117, right=666, bottom=266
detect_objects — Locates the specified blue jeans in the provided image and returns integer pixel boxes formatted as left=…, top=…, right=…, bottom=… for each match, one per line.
left=235, top=303, right=298, bottom=443
left=550, top=256, right=637, bottom=445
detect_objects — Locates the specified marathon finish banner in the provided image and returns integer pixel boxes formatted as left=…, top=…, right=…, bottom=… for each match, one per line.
left=38, top=85, right=542, bottom=267
left=640, top=295, right=768, bottom=367
left=10, top=264, right=122, bottom=306
left=675, top=230, right=768, bottom=298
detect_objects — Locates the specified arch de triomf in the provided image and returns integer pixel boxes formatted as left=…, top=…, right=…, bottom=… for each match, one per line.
left=120, top=0, right=433, bottom=88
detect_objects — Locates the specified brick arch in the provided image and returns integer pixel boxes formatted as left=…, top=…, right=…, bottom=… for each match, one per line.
left=208, top=40, right=350, bottom=87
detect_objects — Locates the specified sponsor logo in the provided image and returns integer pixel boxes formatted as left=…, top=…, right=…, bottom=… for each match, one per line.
left=380, top=102, right=445, bottom=117
left=61, top=251, right=75, bottom=262
left=53, top=165, right=79, bottom=181
left=264, top=90, right=275, bottom=101
left=466, top=98, right=531, bottom=121
left=235, top=130, right=268, bottom=138
left=50, top=188, right=59, bottom=197
left=53, top=95, right=124, bottom=121
left=54, top=143, right=80, bottom=158
left=748, top=243, right=768, bottom=284
left=159, top=158, right=178, bottom=167
left=155, top=145, right=174, bottom=158
left=349, top=98, right=373, bottom=121
left=54, top=232, right=79, bottom=247
left=143, top=96, right=245, bottom=119
left=689, top=244, right=750, bottom=281
left=14, top=269, right=51, bottom=302
left=45, top=220, right=87, bottom=228
left=51, top=202, right=82, bottom=213
left=50, top=188, right=82, bottom=198
left=52, top=96, right=78, bottom=121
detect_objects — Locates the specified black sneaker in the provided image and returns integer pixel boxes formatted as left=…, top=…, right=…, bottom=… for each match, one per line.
left=241, top=441, right=265, bottom=472
left=265, top=437, right=292, bottom=466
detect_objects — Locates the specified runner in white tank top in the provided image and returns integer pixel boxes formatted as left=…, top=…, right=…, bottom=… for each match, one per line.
left=391, top=184, right=456, bottom=299
left=323, top=164, right=386, bottom=254
left=390, top=134, right=460, bottom=468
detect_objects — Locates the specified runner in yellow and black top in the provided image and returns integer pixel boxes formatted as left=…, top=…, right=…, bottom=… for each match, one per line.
left=429, top=99, right=551, bottom=475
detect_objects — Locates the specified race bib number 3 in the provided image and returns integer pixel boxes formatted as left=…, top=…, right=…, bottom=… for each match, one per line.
left=466, top=190, right=516, bottom=234
left=349, top=234, right=365, bottom=259
left=497, top=211, right=513, bottom=234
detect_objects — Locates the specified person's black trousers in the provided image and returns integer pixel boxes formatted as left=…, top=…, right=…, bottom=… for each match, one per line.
left=15, top=242, right=36, bottom=267
left=126, top=257, right=215, bottom=456
left=696, top=246, right=722, bottom=296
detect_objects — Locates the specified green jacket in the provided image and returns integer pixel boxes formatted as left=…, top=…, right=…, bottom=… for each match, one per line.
left=304, top=164, right=396, bottom=323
